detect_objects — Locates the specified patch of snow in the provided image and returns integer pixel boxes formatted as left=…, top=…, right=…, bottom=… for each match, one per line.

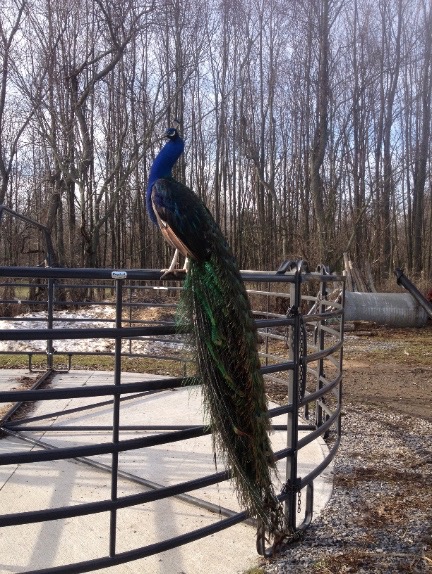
left=0, top=307, right=186, bottom=356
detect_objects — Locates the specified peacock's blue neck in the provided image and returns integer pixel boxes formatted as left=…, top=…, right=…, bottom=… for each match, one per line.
left=146, top=135, right=185, bottom=224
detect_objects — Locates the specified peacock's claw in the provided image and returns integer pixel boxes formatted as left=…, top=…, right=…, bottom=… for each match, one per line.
left=160, top=268, right=187, bottom=279
left=159, top=249, right=189, bottom=279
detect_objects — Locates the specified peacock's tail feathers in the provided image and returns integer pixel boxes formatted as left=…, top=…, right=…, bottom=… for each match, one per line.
left=177, top=247, right=285, bottom=535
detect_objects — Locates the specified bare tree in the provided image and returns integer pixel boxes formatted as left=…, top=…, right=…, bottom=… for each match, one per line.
left=0, top=0, right=33, bottom=204
left=0, top=0, right=431, bottom=288
left=411, top=1, right=432, bottom=274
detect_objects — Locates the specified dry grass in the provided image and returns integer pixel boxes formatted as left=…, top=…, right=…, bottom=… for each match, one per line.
left=312, top=549, right=428, bottom=573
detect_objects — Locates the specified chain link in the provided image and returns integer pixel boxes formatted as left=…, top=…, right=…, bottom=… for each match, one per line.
left=286, top=306, right=307, bottom=402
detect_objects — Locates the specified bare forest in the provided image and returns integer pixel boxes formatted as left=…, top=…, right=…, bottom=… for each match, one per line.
left=0, top=0, right=431, bottom=287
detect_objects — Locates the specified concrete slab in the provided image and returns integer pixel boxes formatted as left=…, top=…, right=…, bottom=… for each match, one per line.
left=0, top=370, right=334, bottom=573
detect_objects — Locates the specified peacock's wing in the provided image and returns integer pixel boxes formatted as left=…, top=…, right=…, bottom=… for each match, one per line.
left=151, top=178, right=214, bottom=262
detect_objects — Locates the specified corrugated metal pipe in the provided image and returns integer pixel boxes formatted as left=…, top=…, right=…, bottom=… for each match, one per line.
left=344, top=291, right=429, bottom=327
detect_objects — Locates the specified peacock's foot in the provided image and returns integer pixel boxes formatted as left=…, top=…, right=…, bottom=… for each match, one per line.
left=160, top=268, right=187, bottom=279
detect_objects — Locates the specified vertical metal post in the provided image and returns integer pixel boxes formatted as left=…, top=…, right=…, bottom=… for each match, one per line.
left=109, top=272, right=125, bottom=557
left=315, top=277, right=327, bottom=428
left=128, top=283, right=133, bottom=355
left=46, top=278, right=54, bottom=370
left=337, top=281, right=345, bottom=438
left=264, top=281, right=270, bottom=366
left=285, top=270, right=301, bottom=531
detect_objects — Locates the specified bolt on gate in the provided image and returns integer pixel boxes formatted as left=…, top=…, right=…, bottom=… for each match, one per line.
left=0, top=262, right=344, bottom=572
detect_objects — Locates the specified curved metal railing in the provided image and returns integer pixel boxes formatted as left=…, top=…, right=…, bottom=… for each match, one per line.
left=0, top=264, right=344, bottom=572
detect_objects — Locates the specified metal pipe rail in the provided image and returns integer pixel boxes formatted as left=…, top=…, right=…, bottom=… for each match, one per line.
left=0, top=264, right=345, bottom=571
left=395, top=267, right=432, bottom=320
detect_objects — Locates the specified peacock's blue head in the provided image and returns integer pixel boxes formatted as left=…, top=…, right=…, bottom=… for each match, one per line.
left=165, top=127, right=178, bottom=139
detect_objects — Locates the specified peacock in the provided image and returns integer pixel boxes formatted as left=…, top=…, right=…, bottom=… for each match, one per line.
left=146, top=126, right=287, bottom=552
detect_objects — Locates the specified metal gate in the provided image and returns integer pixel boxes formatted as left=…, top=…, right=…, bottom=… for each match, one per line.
left=0, top=263, right=344, bottom=572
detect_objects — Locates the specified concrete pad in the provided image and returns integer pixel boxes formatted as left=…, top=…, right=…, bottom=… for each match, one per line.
left=0, top=370, right=333, bottom=573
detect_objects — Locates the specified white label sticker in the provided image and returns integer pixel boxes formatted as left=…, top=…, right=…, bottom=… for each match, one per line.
left=111, top=271, right=127, bottom=279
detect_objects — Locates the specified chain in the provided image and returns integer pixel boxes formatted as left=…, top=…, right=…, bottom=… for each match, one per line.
left=298, top=316, right=307, bottom=401
left=281, top=479, right=302, bottom=508
left=285, top=306, right=307, bottom=402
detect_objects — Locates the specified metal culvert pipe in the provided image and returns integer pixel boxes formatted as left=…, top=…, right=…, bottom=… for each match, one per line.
left=344, top=291, right=429, bottom=327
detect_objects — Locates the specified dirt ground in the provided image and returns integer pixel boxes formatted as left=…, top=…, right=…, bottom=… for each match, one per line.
left=342, top=323, right=432, bottom=421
